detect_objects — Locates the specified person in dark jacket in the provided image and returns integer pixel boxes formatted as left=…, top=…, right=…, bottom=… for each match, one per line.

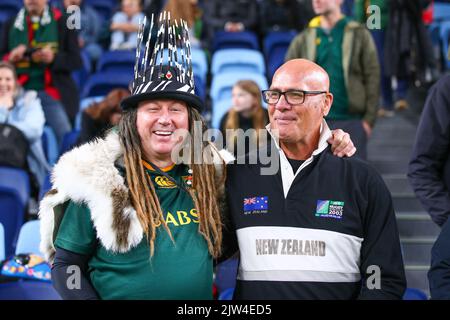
left=0, top=0, right=82, bottom=145
left=202, top=0, right=259, bottom=48
left=429, top=217, right=450, bottom=299
left=224, top=59, right=406, bottom=299
left=408, top=75, right=450, bottom=227
left=384, top=0, right=435, bottom=96
left=258, top=0, right=313, bottom=36
left=63, top=0, right=103, bottom=62
left=219, top=80, right=269, bottom=156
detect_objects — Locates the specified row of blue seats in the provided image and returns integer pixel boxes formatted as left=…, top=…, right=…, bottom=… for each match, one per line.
left=0, top=221, right=429, bottom=300
left=0, top=125, right=79, bottom=258
left=72, top=30, right=296, bottom=96
left=0, top=220, right=62, bottom=300
left=41, top=125, right=77, bottom=166
left=73, top=49, right=207, bottom=100
left=0, top=167, right=31, bottom=257
left=0, top=220, right=40, bottom=261
left=0, top=163, right=58, bottom=258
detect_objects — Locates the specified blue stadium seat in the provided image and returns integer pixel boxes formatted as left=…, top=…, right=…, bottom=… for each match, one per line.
left=428, top=22, right=441, bottom=46
left=191, top=47, right=208, bottom=84
left=433, top=2, right=450, bottom=21
left=210, top=72, right=269, bottom=104
left=15, top=220, right=41, bottom=256
left=84, top=0, right=116, bottom=22
left=72, top=49, right=92, bottom=92
left=75, top=96, right=105, bottom=130
left=0, top=0, right=21, bottom=23
left=213, top=31, right=260, bottom=52
left=440, top=21, right=450, bottom=69
left=266, top=47, right=289, bottom=79
left=211, top=49, right=266, bottom=75
left=154, top=48, right=208, bottom=84
left=263, top=30, right=297, bottom=58
left=0, top=281, right=61, bottom=300
left=60, top=130, right=80, bottom=155
left=403, top=288, right=428, bottom=300
left=211, top=99, right=231, bottom=130
left=215, top=257, right=238, bottom=296
left=41, top=126, right=59, bottom=166
left=0, top=222, right=5, bottom=261
left=194, top=75, right=206, bottom=102
left=0, top=167, right=30, bottom=256
left=97, top=50, right=136, bottom=73
left=263, top=31, right=297, bottom=78
left=39, top=174, right=52, bottom=201
left=125, top=49, right=207, bottom=100
left=81, top=72, right=132, bottom=98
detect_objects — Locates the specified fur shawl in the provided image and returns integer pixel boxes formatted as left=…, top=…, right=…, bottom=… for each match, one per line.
left=39, top=131, right=233, bottom=262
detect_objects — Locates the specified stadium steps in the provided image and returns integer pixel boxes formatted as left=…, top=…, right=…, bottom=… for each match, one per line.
left=368, top=108, right=438, bottom=298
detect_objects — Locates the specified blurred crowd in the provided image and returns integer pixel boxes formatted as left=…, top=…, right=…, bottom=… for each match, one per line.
left=0, top=0, right=442, bottom=203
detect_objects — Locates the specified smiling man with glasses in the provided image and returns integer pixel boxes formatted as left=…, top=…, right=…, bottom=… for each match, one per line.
left=262, top=89, right=328, bottom=105
left=224, top=59, right=406, bottom=300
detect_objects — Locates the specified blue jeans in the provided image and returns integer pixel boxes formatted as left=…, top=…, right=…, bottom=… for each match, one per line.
left=38, top=91, right=72, bottom=147
left=371, top=30, right=408, bottom=110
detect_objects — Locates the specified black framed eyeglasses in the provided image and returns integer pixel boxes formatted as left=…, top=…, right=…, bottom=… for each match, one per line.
left=261, top=89, right=328, bottom=105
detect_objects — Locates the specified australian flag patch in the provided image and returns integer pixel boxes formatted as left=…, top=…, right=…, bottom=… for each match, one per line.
left=243, top=196, right=268, bottom=215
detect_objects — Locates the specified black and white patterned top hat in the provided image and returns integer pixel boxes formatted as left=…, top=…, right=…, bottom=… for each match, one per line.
left=121, top=12, right=203, bottom=112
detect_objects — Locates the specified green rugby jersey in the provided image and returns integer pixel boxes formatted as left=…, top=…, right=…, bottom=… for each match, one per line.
left=54, top=162, right=213, bottom=300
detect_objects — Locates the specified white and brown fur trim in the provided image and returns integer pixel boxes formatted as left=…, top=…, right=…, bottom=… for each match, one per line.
left=39, top=131, right=234, bottom=262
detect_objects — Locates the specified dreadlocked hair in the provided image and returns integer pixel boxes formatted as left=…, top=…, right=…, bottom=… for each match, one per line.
left=118, top=106, right=226, bottom=258
left=186, top=107, right=226, bottom=258
left=118, top=108, right=172, bottom=257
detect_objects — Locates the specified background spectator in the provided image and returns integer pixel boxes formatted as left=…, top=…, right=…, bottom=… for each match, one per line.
left=355, top=0, right=402, bottom=117
left=202, top=0, right=259, bottom=49
left=408, top=74, right=450, bottom=227
left=143, top=0, right=165, bottom=19
left=285, top=0, right=380, bottom=160
left=110, top=0, right=145, bottom=50
left=259, top=0, right=313, bottom=36
left=0, top=0, right=82, bottom=145
left=429, top=218, right=450, bottom=299
left=163, top=0, right=203, bottom=48
left=77, top=88, right=129, bottom=145
left=219, top=80, right=268, bottom=154
left=63, top=0, right=103, bottom=63
left=384, top=0, right=435, bottom=111
left=0, top=61, right=49, bottom=191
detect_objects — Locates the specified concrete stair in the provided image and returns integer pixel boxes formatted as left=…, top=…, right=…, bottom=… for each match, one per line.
left=368, top=108, right=439, bottom=298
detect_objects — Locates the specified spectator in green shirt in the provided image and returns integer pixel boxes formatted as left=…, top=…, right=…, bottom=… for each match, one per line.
left=285, top=0, right=380, bottom=160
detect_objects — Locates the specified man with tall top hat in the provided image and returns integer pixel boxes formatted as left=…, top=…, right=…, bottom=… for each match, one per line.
left=39, top=13, right=355, bottom=299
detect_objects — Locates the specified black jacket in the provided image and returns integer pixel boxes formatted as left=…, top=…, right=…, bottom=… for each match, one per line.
left=408, top=75, right=450, bottom=226
left=258, top=0, right=312, bottom=35
left=384, top=0, right=435, bottom=84
left=429, top=217, right=450, bottom=299
left=202, top=0, right=259, bottom=45
left=1, top=10, right=82, bottom=123
left=225, top=144, right=406, bottom=299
